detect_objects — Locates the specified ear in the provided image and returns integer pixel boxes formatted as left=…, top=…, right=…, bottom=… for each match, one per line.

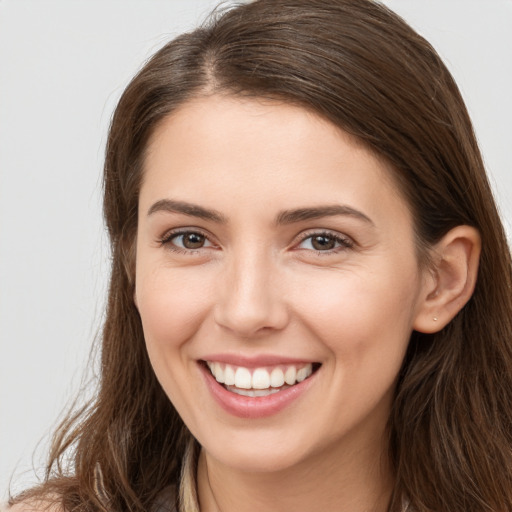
left=413, top=225, right=481, bottom=333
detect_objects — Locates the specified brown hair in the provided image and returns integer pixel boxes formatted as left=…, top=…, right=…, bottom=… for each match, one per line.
left=12, top=1, right=512, bottom=511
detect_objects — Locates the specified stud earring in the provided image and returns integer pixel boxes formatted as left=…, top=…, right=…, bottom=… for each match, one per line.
left=433, top=316, right=438, bottom=322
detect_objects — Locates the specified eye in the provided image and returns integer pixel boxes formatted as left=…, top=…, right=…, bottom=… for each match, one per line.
left=160, top=230, right=214, bottom=252
left=297, top=232, right=353, bottom=252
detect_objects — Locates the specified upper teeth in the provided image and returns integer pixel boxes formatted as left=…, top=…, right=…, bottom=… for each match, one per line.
left=206, top=361, right=313, bottom=389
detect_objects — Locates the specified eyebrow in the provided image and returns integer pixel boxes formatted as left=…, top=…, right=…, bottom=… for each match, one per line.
left=147, top=199, right=227, bottom=223
left=276, top=205, right=374, bottom=226
left=147, top=199, right=373, bottom=226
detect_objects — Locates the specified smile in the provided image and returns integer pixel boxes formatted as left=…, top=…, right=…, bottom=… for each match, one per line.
left=205, top=361, right=317, bottom=397
left=199, top=356, right=321, bottom=418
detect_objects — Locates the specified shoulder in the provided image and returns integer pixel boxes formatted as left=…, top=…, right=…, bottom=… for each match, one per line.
left=1, top=499, right=64, bottom=512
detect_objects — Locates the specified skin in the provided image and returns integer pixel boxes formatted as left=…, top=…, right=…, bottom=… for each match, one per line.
left=134, top=95, right=478, bottom=512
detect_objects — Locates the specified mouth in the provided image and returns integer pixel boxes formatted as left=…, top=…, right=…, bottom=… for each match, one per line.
left=201, top=360, right=321, bottom=398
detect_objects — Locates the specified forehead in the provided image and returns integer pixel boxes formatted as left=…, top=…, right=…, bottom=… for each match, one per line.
left=140, top=95, right=411, bottom=227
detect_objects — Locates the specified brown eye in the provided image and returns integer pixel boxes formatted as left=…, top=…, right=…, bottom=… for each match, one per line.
left=297, top=232, right=353, bottom=252
left=311, top=235, right=336, bottom=250
left=163, top=231, right=213, bottom=251
left=180, top=232, right=206, bottom=249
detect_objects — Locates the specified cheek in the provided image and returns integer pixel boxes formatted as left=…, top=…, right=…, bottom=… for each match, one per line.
left=135, top=264, right=217, bottom=418
left=135, top=264, right=215, bottom=352
left=290, top=262, right=420, bottom=360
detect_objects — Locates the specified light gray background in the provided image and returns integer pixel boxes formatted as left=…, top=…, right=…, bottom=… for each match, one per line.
left=1, top=0, right=511, bottom=501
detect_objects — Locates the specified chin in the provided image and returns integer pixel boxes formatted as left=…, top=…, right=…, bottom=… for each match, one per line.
left=210, top=445, right=308, bottom=474
left=198, top=425, right=325, bottom=475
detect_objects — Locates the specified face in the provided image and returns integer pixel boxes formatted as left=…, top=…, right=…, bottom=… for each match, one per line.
left=135, top=95, right=429, bottom=473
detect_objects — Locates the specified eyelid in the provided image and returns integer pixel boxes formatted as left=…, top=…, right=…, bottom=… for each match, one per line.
left=158, top=227, right=218, bottom=251
left=293, top=229, right=355, bottom=252
left=157, top=227, right=354, bottom=255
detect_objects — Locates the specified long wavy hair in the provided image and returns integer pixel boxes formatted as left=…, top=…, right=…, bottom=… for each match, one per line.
left=13, top=1, right=512, bottom=511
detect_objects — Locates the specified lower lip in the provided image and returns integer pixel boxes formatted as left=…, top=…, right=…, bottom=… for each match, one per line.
left=199, top=362, right=317, bottom=419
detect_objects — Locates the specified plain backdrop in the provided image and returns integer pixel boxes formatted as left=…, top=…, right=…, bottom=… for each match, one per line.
left=1, top=0, right=511, bottom=501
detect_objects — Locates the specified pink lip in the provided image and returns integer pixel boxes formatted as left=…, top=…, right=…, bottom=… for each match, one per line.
left=198, top=361, right=318, bottom=419
left=201, top=353, right=315, bottom=368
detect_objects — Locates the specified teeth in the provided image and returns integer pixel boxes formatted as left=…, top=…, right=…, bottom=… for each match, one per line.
left=234, top=367, right=252, bottom=389
left=284, top=366, right=297, bottom=385
left=252, top=368, right=270, bottom=389
left=296, top=366, right=309, bottom=382
left=207, top=361, right=314, bottom=392
left=270, top=367, right=285, bottom=388
left=227, top=386, right=287, bottom=397
left=224, top=364, right=236, bottom=385
left=208, top=361, right=225, bottom=383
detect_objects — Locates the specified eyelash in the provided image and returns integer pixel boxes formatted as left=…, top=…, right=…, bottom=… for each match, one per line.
left=295, top=230, right=354, bottom=254
left=159, top=228, right=213, bottom=255
left=158, top=229, right=354, bottom=255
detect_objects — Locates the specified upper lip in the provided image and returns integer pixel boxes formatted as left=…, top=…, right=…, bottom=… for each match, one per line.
left=200, top=353, right=318, bottom=368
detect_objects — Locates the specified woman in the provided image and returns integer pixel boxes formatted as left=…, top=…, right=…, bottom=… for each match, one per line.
left=8, top=0, right=512, bottom=511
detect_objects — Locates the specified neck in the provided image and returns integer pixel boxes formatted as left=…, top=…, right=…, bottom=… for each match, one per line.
left=196, top=430, right=393, bottom=512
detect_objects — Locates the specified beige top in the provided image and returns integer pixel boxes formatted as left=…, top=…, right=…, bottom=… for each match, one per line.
left=2, top=491, right=411, bottom=511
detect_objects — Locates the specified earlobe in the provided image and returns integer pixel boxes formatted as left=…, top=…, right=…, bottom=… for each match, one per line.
left=413, top=225, right=481, bottom=333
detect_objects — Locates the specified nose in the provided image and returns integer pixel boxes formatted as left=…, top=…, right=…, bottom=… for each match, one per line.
left=214, top=249, right=289, bottom=338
